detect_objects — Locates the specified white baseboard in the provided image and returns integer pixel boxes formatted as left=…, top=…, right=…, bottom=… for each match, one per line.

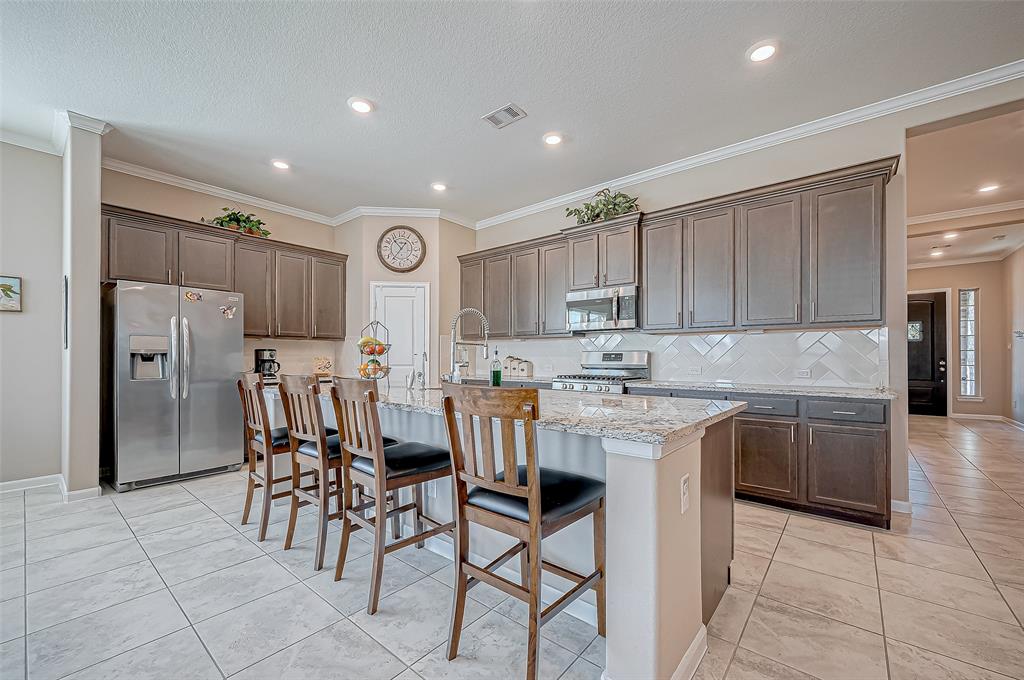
left=1002, top=417, right=1024, bottom=432
left=0, top=473, right=63, bottom=494
left=950, top=412, right=1005, bottom=421
left=891, top=500, right=913, bottom=515
left=58, top=476, right=102, bottom=503
left=671, top=624, right=709, bottom=680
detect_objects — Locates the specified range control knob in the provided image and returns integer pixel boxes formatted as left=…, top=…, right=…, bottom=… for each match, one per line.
left=581, top=384, right=589, bottom=391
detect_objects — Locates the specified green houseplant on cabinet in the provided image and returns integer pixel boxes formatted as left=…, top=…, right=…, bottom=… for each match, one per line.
left=565, top=188, right=640, bottom=226
left=203, top=208, right=271, bottom=238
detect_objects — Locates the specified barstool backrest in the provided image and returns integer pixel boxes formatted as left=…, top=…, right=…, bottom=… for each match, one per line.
left=237, top=372, right=272, bottom=453
left=330, top=377, right=386, bottom=466
left=441, top=383, right=541, bottom=512
left=278, top=374, right=329, bottom=457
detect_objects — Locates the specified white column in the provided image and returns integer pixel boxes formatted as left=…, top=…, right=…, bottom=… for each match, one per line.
left=601, top=432, right=708, bottom=680
left=59, top=111, right=110, bottom=500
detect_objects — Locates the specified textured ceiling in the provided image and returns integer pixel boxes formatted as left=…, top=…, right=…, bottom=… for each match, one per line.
left=908, top=223, right=1024, bottom=266
left=3, top=1, right=1024, bottom=222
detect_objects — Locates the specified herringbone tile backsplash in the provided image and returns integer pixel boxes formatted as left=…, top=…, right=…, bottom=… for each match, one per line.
left=485, top=329, right=886, bottom=388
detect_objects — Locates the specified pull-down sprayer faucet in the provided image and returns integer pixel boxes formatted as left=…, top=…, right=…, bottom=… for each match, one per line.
left=446, top=308, right=490, bottom=381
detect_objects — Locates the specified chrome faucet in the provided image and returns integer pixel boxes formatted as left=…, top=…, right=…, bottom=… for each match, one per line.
left=447, top=308, right=490, bottom=380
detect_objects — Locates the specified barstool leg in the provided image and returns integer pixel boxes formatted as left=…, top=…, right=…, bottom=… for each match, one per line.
left=283, top=456, right=301, bottom=551
left=313, top=464, right=331, bottom=571
left=241, top=473, right=256, bottom=526
left=390, top=490, right=402, bottom=540
left=446, top=520, right=470, bottom=659
left=519, top=550, right=529, bottom=587
left=413, top=484, right=425, bottom=548
left=367, top=491, right=388, bottom=614
left=334, top=470, right=355, bottom=581
left=257, top=452, right=275, bottom=542
left=594, top=500, right=607, bottom=637
left=525, top=537, right=543, bottom=680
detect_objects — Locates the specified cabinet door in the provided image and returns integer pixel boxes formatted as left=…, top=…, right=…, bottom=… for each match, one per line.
left=311, top=257, right=346, bottom=339
left=234, top=242, right=273, bottom=337
left=568, top=234, right=599, bottom=290
left=600, top=226, right=636, bottom=287
left=641, top=219, right=683, bottom=329
left=512, top=248, right=540, bottom=337
left=735, top=417, right=799, bottom=501
left=108, top=217, right=176, bottom=284
left=737, top=195, right=802, bottom=326
left=807, top=177, right=883, bottom=324
left=178, top=231, right=234, bottom=290
left=807, top=423, right=887, bottom=515
left=687, top=208, right=735, bottom=328
left=460, top=260, right=484, bottom=340
left=483, top=254, right=512, bottom=337
left=274, top=251, right=310, bottom=337
left=540, top=242, right=569, bottom=335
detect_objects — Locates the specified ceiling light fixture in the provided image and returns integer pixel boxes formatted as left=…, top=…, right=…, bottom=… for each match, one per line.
left=943, top=232, right=958, bottom=239
left=347, top=97, right=374, bottom=114
left=271, top=160, right=290, bottom=170
left=978, top=184, right=1000, bottom=193
left=747, top=41, right=777, bottom=62
left=993, top=234, right=1007, bottom=240
left=930, top=251, right=944, bottom=257
left=543, top=133, right=563, bottom=146
left=431, top=182, right=447, bottom=192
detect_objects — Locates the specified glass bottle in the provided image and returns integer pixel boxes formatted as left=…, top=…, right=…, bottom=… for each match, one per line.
left=490, top=348, right=502, bottom=387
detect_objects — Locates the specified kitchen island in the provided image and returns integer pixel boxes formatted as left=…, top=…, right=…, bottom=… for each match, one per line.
left=265, top=386, right=746, bottom=680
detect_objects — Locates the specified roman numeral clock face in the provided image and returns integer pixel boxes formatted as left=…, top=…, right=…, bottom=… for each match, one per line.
left=377, top=226, right=426, bottom=273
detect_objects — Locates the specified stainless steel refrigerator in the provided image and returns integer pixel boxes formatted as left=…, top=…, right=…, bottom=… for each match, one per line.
left=102, top=280, right=244, bottom=490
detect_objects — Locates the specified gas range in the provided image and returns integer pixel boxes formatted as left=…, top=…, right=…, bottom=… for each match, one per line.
left=550, top=351, right=650, bottom=394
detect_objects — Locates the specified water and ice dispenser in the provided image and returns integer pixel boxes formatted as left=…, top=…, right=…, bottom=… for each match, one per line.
left=129, top=335, right=169, bottom=380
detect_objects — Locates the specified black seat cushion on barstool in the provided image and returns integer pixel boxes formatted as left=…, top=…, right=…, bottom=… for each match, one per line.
left=296, top=433, right=401, bottom=459
left=254, top=426, right=337, bottom=449
left=467, top=466, right=605, bottom=524
left=350, top=441, right=450, bottom=480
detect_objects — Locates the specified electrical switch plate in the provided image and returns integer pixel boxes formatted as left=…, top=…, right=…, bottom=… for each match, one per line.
left=680, top=474, right=690, bottom=514
left=795, top=369, right=812, bottom=378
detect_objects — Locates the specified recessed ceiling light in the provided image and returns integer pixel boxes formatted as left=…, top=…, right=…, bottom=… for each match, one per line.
left=543, top=133, right=563, bottom=145
left=431, top=182, right=447, bottom=192
left=347, top=97, right=374, bottom=114
left=943, top=232, right=958, bottom=239
left=978, top=184, right=1000, bottom=193
left=930, top=251, right=944, bottom=257
left=993, top=234, right=1007, bottom=241
left=747, top=41, right=777, bottom=62
left=271, top=160, right=290, bottom=170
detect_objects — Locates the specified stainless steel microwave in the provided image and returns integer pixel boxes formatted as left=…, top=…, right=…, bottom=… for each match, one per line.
left=565, top=285, right=638, bottom=332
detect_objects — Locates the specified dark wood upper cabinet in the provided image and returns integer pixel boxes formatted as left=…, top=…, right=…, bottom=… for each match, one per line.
left=735, top=417, right=799, bottom=501
left=737, top=194, right=802, bottom=327
left=483, top=254, right=512, bottom=337
left=459, top=259, right=484, bottom=340
left=311, top=257, right=346, bottom=339
left=274, top=250, right=310, bottom=338
left=540, top=242, right=569, bottom=335
left=807, top=177, right=883, bottom=324
left=567, top=234, right=599, bottom=291
left=234, top=242, right=273, bottom=337
left=600, top=226, right=636, bottom=287
left=107, top=217, right=176, bottom=284
left=687, top=208, right=735, bottom=328
left=512, top=248, right=540, bottom=337
left=806, top=423, right=887, bottom=515
left=178, top=231, right=234, bottom=290
left=641, top=219, right=683, bottom=329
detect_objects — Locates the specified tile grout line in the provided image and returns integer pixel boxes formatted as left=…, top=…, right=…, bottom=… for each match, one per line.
left=873, top=532, right=893, bottom=680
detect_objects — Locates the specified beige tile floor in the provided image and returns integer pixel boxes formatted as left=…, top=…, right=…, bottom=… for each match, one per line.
left=698, top=415, right=1024, bottom=680
left=2, top=415, right=1024, bottom=679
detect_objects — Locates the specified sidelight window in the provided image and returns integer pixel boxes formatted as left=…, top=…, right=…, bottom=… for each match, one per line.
left=959, top=288, right=978, bottom=397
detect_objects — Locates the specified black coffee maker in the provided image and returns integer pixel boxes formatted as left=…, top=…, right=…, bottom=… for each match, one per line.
left=254, top=348, right=281, bottom=382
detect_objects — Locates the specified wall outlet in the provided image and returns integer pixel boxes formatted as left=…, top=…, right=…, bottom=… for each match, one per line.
left=687, top=366, right=702, bottom=376
left=680, top=474, right=690, bottom=514
left=795, top=369, right=812, bottom=378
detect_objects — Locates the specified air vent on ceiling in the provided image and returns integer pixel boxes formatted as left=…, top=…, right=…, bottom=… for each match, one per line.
left=482, top=103, right=528, bottom=129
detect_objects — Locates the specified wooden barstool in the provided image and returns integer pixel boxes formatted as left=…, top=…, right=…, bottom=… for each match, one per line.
left=330, top=377, right=456, bottom=614
left=441, top=383, right=606, bottom=680
left=236, top=372, right=315, bottom=541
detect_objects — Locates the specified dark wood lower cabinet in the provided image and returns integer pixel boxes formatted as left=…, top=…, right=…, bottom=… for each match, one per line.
left=806, top=423, right=888, bottom=515
left=735, top=417, right=799, bottom=501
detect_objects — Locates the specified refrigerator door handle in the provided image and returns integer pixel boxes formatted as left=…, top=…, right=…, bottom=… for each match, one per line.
left=181, top=316, right=191, bottom=399
left=169, top=316, right=178, bottom=400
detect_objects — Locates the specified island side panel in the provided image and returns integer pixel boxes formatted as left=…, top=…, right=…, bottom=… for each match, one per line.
left=700, top=417, right=734, bottom=624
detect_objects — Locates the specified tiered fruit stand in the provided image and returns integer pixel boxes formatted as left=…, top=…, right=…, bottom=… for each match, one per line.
left=357, top=320, right=391, bottom=389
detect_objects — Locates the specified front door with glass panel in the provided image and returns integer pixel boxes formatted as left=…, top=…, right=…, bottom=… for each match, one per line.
left=907, top=292, right=947, bottom=416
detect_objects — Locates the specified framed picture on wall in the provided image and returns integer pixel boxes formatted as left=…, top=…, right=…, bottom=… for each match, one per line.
left=0, top=275, right=22, bottom=312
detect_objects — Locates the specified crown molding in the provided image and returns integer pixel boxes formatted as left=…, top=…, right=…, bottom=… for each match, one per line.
left=62, top=111, right=112, bottom=136
left=906, top=199, right=1024, bottom=225
left=476, top=58, right=1024, bottom=230
left=0, top=129, right=60, bottom=156
left=908, top=254, right=1008, bottom=270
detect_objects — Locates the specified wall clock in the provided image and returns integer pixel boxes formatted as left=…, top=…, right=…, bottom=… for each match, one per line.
left=377, top=225, right=427, bottom=273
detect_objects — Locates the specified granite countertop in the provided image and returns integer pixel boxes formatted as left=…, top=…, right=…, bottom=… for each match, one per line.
left=265, top=386, right=746, bottom=446
left=629, top=380, right=898, bottom=401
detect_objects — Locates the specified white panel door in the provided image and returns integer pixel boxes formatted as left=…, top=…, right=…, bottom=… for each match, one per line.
left=371, top=282, right=428, bottom=388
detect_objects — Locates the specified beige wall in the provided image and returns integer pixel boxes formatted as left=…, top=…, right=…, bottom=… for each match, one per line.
left=908, top=261, right=1008, bottom=417
left=470, top=77, right=1024, bottom=506
left=0, top=143, right=63, bottom=483
left=1006, top=246, right=1024, bottom=424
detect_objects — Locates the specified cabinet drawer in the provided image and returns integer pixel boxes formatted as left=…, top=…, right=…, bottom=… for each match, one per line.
left=806, top=400, right=885, bottom=424
left=626, top=386, right=675, bottom=398
left=732, top=395, right=799, bottom=417
left=674, top=390, right=729, bottom=401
